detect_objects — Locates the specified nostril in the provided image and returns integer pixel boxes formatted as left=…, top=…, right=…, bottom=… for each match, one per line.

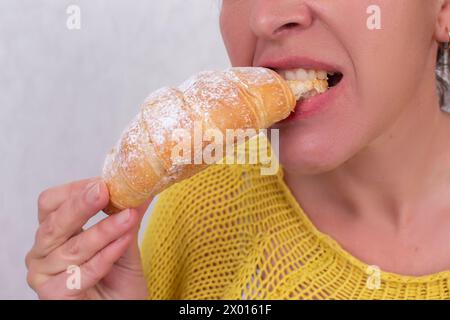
left=275, top=22, right=300, bottom=35
left=284, top=22, right=299, bottom=29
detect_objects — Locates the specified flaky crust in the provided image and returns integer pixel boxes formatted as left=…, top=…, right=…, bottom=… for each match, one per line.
left=102, top=67, right=296, bottom=214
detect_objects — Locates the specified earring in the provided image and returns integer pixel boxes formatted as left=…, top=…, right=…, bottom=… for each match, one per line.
left=437, top=28, right=449, bottom=64
left=447, top=27, right=450, bottom=49
left=437, top=27, right=450, bottom=113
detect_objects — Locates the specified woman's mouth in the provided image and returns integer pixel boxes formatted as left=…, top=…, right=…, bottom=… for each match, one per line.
left=275, top=67, right=344, bottom=121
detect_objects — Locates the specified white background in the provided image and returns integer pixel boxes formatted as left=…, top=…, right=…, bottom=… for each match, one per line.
left=0, top=0, right=228, bottom=299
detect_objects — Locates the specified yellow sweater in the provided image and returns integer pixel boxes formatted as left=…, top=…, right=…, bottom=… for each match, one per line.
left=141, top=139, right=450, bottom=300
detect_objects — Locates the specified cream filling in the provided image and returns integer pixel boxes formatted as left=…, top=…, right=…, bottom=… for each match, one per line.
left=278, top=68, right=330, bottom=101
left=287, top=79, right=328, bottom=101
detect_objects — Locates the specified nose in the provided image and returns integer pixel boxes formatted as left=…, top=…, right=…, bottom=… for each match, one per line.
left=250, top=0, right=313, bottom=40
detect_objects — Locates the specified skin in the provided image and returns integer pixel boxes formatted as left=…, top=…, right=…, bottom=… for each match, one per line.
left=220, top=0, right=450, bottom=276
left=26, top=178, right=152, bottom=299
left=26, top=0, right=450, bottom=300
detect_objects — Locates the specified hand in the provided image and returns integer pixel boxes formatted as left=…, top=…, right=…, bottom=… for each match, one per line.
left=25, top=177, right=152, bottom=299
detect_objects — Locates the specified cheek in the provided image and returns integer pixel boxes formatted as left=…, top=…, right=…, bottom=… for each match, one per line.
left=275, top=74, right=390, bottom=175
left=276, top=0, right=437, bottom=175
left=277, top=112, right=375, bottom=175
left=219, top=6, right=256, bottom=66
left=351, top=0, right=435, bottom=106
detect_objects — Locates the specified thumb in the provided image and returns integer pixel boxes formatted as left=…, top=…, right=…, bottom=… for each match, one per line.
left=114, top=196, right=152, bottom=270
left=135, top=196, right=154, bottom=225
left=116, top=225, right=142, bottom=271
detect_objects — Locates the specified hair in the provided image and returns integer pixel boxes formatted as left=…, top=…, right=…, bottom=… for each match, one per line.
left=436, top=45, right=450, bottom=112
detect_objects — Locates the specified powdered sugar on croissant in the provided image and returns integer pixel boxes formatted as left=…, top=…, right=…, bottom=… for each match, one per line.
left=101, top=67, right=296, bottom=214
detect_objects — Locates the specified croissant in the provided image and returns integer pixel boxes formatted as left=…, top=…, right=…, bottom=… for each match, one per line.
left=101, top=67, right=327, bottom=214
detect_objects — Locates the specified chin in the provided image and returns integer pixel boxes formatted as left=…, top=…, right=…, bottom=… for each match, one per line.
left=279, top=149, right=341, bottom=176
left=276, top=128, right=354, bottom=176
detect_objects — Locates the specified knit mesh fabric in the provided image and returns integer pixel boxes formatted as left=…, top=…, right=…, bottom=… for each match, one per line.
left=140, top=135, right=450, bottom=300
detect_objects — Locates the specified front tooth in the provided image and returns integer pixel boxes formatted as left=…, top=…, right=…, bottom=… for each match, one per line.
left=317, top=70, right=327, bottom=80
left=307, top=70, right=317, bottom=80
left=285, top=70, right=297, bottom=80
left=295, top=69, right=309, bottom=81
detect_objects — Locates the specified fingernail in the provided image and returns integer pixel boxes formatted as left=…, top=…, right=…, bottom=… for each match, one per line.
left=116, top=209, right=130, bottom=224
left=85, top=181, right=100, bottom=204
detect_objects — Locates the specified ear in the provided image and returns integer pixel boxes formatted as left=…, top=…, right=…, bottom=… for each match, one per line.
left=435, top=0, right=450, bottom=42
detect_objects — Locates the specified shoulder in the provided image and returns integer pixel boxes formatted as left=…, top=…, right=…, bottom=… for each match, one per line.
left=144, top=130, right=285, bottom=238
left=146, top=163, right=259, bottom=235
left=142, top=158, right=285, bottom=254
left=140, top=163, right=258, bottom=298
left=140, top=134, right=285, bottom=298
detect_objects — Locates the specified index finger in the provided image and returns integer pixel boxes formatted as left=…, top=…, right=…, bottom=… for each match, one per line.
left=37, top=177, right=99, bottom=223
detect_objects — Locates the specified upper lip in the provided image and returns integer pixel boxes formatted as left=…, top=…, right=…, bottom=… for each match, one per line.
left=254, top=56, right=342, bottom=74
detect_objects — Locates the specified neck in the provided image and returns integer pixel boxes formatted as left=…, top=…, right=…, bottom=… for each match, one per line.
left=285, top=72, right=450, bottom=229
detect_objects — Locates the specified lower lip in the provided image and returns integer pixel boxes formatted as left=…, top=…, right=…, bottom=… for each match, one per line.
left=281, top=78, right=344, bottom=122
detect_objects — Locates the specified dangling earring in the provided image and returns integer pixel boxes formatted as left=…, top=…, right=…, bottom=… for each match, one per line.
left=437, top=27, right=450, bottom=113
left=447, top=27, right=450, bottom=50
left=441, top=27, right=450, bottom=63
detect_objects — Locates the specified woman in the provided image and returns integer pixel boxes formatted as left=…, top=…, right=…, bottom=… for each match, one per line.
left=26, top=0, right=450, bottom=299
